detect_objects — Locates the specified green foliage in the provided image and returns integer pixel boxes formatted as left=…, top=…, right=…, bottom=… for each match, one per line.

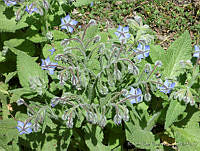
left=165, top=100, right=186, bottom=129
left=0, top=0, right=199, bottom=150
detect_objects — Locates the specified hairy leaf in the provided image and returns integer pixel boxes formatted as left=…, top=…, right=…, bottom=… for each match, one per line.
left=165, top=100, right=186, bottom=129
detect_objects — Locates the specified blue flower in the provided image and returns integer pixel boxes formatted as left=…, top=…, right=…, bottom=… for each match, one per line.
left=133, top=43, right=150, bottom=61
left=115, top=25, right=131, bottom=43
left=25, top=3, right=38, bottom=15
left=90, top=2, right=94, bottom=7
left=4, top=0, right=17, bottom=6
left=60, top=15, right=78, bottom=33
left=41, top=56, right=58, bottom=75
left=193, top=45, right=200, bottom=58
left=158, top=80, right=175, bottom=94
left=127, top=87, right=143, bottom=104
left=48, top=48, right=55, bottom=55
left=16, top=121, right=32, bottom=135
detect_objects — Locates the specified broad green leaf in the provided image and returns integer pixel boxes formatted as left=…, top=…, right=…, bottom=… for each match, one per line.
left=145, top=111, right=161, bottom=131
left=125, top=122, right=157, bottom=150
left=51, top=30, right=68, bottom=40
left=7, top=48, right=48, bottom=88
left=0, top=119, right=18, bottom=150
left=27, top=33, right=47, bottom=43
left=162, top=31, right=192, bottom=78
left=173, top=127, right=200, bottom=151
left=84, top=124, right=111, bottom=151
left=0, top=12, right=28, bottom=32
left=165, top=100, right=186, bottom=129
left=150, top=45, right=165, bottom=63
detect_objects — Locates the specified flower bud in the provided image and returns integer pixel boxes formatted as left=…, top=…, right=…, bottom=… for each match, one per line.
left=51, top=97, right=60, bottom=107
left=122, top=108, right=129, bottom=122
left=114, top=113, right=122, bottom=125
left=46, top=31, right=53, bottom=40
left=145, top=63, right=152, bottom=74
left=155, top=60, right=162, bottom=67
left=17, top=98, right=24, bottom=106
left=144, top=93, right=151, bottom=102
left=98, top=115, right=107, bottom=127
left=42, top=0, right=49, bottom=10
left=66, top=117, right=74, bottom=128
left=114, top=69, right=122, bottom=81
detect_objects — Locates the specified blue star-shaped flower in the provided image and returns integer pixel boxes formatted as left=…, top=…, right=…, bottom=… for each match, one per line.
left=4, top=0, right=17, bottom=6
left=25, top=3, right=38, bottom=15
left=48, top=48, right=55, bottom=55
left=60, top=15, right=78, bottom=33
left=193, top=45, right=200, bottom=58
left=41, top=56, right=58, bottom=75
left=158, top=80, right=175, bottom=94
left=127, top=87, right=142, bottom=104
left=115, top=25, right=131, bottom=43
left=16, top=121, right=32, bottom=135
left=133, top=43, right=150, bottom=61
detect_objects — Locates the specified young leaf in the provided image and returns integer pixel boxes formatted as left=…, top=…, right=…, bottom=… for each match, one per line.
left=162, top=31, right=192, bottom=79
left=165, top=100, right=186, bottom=129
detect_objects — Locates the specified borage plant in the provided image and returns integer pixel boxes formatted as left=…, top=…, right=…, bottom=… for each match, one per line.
left=0, top=0, right=200, bottom=151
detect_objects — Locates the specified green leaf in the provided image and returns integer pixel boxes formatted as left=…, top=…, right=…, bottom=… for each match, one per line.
left=14, top=49, right=48, bottom=88
left=51, top=30, right=68, bottom=41
left=145, top=111, right=161, bottom=131
left=73, top=0, right=97, bottom=7
left=0, top=12, right=28, bottom=32
left=84, top=124, right=111, bottom=151
left=125, top=122, right=157, bottom=150
left=162, top=31, right=192, bottom=78
left=27, top=33, right=47, bottom=43
left=173, top=127, right=200, bottom=151
left=165, top=100, right=186, bottom=129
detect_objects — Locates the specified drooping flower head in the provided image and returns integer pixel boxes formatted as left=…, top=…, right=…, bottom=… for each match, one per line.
left=127, top=87, right=143, bottom=104
left=25, top=3, right=38, bottom=15
left=115, top=25, right=131, bottom=43
left=16, top=121, right=32, bottom=135
left=133, top=43, right=150, bottom=61
left=157, top=80, right=175, bottom=94
left=193, top=45, right=200, bottom=58
left=4, top=0, right=17, bottom=6
left=41, top=56, right=58, bottom=75
left=60, top=15, right=78, bottom=33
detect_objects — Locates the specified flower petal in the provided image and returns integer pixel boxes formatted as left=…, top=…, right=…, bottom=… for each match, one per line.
left=16, top=126, right=22, bottom=132
left=194, top=45, right=200, bottom=51
left=117, top=25, right=123, bottom=32
left=26, top=128, right=33, bottom=134
left=145, top=45, right=150, bottom=51
left=64, top=15, right=71, bottom=23
left=17, top=121, right=24, bottom=128
left=137, top=43, right=143, bottom=50
left=123, top=26, right=129, bottom=32
left=68, top=26, right=74, bottom=33
left=70, top=20, right=78, bottom=25
left=130, top=98, right=136, bottom=104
